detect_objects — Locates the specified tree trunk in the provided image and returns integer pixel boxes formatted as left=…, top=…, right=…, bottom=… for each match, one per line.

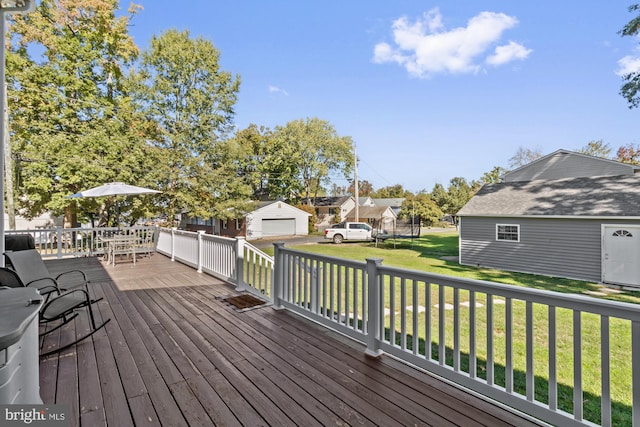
left=4, top=81, right=14, bottom=230
left=64, top=205, right=78, bottom=228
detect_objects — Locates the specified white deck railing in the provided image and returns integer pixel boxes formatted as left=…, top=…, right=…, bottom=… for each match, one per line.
left=156, top=228, right=272, bottom=297
left=17, top=227, right=639, bottom=426
left=270, top=244, right=640, bottom=427
left=5, top=226, right=158, bottom=259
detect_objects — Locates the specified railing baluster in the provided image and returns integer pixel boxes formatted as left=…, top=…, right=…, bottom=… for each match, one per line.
left=601, top=315, right=611, bottom=427
left=454, top=287, right=460, bottom=371
left=633, top=320, right=640, bottom=427
left=549, top=305, right=557, bottom=411
left=574, top=310, right=583, bottom=422
left=426, top=282, right=431, bottom=360
left=412, top=279, right=418, bottom=356
left=526, top=301, right=534, bottom=402
left=401, top=277, right=407, bottom=350
left=469, top=290, right=476, bottom=378
left=439, top=284, right=445, bottom=365
left=506, top=297, right=513, bottom=393
left=352, top=266, right=358, bottom=330
left=337, top=265, right=343, bottom=324
left=390, top=275, right=396, bottom=347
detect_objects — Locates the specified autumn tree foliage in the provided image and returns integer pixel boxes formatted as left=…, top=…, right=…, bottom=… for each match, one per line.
left=615, top=143, right=640, bottom=165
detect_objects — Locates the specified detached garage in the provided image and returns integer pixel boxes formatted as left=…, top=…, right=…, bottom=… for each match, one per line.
left=245, top=201, right=310, bottom=241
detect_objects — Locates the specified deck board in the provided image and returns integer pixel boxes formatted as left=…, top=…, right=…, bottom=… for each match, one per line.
left=39, top=253, right=543, bottom=427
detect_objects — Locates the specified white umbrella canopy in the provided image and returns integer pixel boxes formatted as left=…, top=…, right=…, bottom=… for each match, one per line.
left=68, top=182, right=160, bottom=198
left=68, top=182, right=161, bottom=227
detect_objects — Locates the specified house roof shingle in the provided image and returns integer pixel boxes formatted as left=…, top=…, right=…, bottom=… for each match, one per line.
left=344, top=205, right=397, bottom=219
left=457, top=174, right=640, bottom=217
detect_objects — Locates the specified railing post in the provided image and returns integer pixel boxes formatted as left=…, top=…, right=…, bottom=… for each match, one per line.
left=365, top=258, right=383, bottom=357
left=56, top=227, right=63, bottom=259
left=235, top=237, right=245, bottom=291
left=272, top=242, right=285, bottom=310
left=170, top=227, right=176, bottom=261
left=196, top=230, right=205, bottom=273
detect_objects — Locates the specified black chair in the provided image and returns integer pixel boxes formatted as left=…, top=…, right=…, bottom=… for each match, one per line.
left=4, top=249, right=91, bottom=299
left=0, top=267, right=110, bottom=357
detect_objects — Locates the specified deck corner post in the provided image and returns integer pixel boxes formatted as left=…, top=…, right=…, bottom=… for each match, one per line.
left=170, top=227, right=177, bottom=261
left=235, top=237, right=246, bottom=291
left=365, top=258, right=384, bottom=357
left=272, top=242, right=286, bottom=310
left=197, top=230, right=205, bottom=273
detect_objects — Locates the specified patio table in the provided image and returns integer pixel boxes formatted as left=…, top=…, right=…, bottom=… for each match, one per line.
left=100, top=235, right=138, bottom=266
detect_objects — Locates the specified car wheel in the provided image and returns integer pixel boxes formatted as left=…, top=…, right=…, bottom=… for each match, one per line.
left=333, top=234, right=343, bottom=244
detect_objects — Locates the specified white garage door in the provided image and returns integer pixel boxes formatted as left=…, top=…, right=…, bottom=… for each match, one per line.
left=262, top=219, right=296, bottom=237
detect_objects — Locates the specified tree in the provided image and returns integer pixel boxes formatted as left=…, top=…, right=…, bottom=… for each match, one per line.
left=615, top=143, right=640, bottom=165
left=481, top=166, right=508, bottom=184
left=578, top=140, right=612, bottom=158
left=273, top=118, right=353, bottom=203
left=399, top=193, right=442, bottom=226
left=7, top=0, right=146, bottom=226
left=619, top=4, right=640, bottom=108
left=447, top=177, right=478, bottom=216
left=329, top=183, right=347, bottom=196
left=430, top=178, right=478, bottom=221
left=430, top=183, right=449, bottom=211
left=371, top=184, right=407, bottom=198
left=348, top=179, right=374, bottom=197
left=508, top=146, right=543, bottom=168
left=133, top=29, right=243, bottom=221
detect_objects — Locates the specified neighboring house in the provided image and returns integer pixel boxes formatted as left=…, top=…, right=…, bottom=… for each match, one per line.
left=370, top=198, right=406, bottom=216
left=458, top=150, right=640, bottom=287
left=244, top=201, right=310, bottom=240
left=4, top=212, right=63, bottom=230
left=185, top=201, right=310, bottom=241
left=344, top=205, right=397, bottom=230
left=305, top=196, right=356, bottom=230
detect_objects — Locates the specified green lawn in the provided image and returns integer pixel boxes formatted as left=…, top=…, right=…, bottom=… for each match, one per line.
left=276, top=231, right=640, bottom=426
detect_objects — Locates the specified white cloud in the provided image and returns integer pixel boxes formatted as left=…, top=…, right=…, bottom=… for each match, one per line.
left=616, top=55, right=640, bottom=76
left=268, top=85, right=289, bottom=96
left=373, top=8, right=531, bottom=78
left=486, top=41, right=532, bottom=66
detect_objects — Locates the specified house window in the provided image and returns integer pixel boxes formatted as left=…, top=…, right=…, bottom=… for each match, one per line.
left=496, top=224, right=520, bottom=242
left=236, top=219, right=243, bottom=230
left=222, top=220, right=228, bottom=230
left=613, top=229, right=633, bottom=237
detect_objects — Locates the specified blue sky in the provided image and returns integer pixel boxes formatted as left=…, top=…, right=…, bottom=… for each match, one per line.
left=125, top=1, right=640, bottom=193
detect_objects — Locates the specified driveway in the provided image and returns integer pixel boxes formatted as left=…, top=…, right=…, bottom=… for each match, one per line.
left=249, top=234, right=325, bottom=249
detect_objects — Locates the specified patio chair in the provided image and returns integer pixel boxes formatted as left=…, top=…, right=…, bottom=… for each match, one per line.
left=136, top=230, right=155, bottom=258
left=4, top=249, right=92, bottom=300
left=0, top=267, right=110, bottom=357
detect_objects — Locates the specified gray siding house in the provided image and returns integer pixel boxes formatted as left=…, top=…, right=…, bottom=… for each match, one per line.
left=458, top=150, right=640, bottom=287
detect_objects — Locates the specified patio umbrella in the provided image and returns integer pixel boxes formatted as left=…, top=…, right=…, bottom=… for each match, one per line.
left=68, top=182, right=161, bottom=226
left=68, top=182, right=161, bottom=199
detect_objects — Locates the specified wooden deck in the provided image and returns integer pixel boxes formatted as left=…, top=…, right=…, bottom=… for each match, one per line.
left=40, top=254, right=543, bottom=426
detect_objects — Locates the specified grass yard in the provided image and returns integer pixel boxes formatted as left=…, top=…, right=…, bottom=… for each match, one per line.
left=276, top=231, right=640, bottom=426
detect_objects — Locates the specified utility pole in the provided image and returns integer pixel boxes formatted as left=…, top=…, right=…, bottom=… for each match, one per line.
left=354, top=143, right=359, bottom=222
